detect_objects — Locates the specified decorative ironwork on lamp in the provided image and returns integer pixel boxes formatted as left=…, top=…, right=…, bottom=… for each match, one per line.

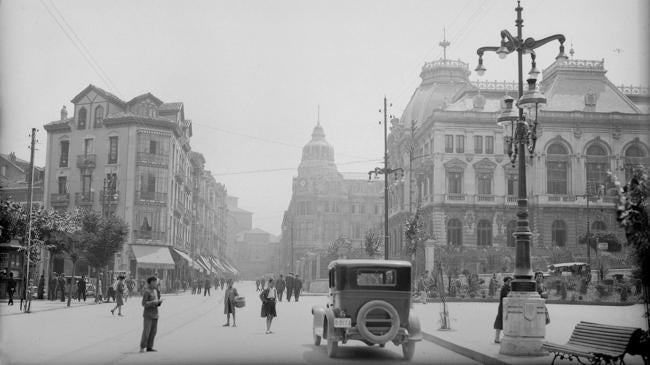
left=518, top=77, right=547, bottom=154
left=497, top=96, right=519, bottom=166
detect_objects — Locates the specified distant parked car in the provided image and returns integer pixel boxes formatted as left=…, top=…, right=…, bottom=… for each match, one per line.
left=311, top=259, right=422, bottom=360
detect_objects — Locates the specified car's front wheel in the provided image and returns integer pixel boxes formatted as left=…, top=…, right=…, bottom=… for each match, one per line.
left=313, top=328, right=321, bottom=346
left=326, top=328, right=338, bottom=358
left=402, top=341, right=415, bottom=360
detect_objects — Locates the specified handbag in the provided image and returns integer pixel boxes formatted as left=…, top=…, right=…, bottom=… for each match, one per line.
left=234, top=296, right=246, bottom=308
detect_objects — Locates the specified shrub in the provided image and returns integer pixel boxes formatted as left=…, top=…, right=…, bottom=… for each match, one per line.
left=596, top=284, right=611, bottom=298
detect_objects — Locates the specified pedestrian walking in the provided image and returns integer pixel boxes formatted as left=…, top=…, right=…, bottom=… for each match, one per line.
left=126, top=276, right=135, bottom=300
left=6, top=272, right=16, bottom=305
left=37, top=274, right=45, bottom=299
left=49, top=273, right=57, bottom=301
left=493, top=276, right=512, bottom=343
left=294, top=275, right=302, bottom=302
left=77, top=275, right=87, bottom=301
left=57, top=273, right=66, bottom=302
left=285, top=273, right=294, bottom=302
left=96, top=277, right=104, bottom=303
left=219, top=277, right=224, bottom=290
left=223, top=279, right=238, bottom=327
left=204, top=278, right=211, bottom=296
left=255, top=279, right=260, bottom=292
left=260, top=279, right=277, bottom=334
left=111, top=276, right=125, bottom=316
left=140, top=276, right=163, bottom=353
left=276, top=274, right=286, bottom=302
left=196, top=278, right=202, bottom=295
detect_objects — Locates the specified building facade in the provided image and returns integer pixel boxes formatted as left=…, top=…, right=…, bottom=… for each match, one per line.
left=386, top=55, right=650, bottom=275
left=42, top=85, right=232, bottom=291
left=232, top=228, right=278, bottom=280
left=280, top=122, right=384, bottom=284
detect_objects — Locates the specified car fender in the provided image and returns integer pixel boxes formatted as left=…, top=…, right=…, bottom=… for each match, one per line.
left=323, top=307, right=339, bottom=340
left=407, top=311, right=423, bottom=342
left=312, top=305, right=326, bottom=337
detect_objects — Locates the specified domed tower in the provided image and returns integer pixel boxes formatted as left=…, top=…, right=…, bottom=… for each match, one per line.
left=297, top=122, right=339, bottom=178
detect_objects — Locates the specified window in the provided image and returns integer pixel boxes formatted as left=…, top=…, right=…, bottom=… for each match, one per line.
left=507, top=174, right=518, bottom=196
left=552, top=220, right=567, bottom=247
left=474, top=136, right=483, bottom=154
left=445, top=135, right=454, bottom=153
left=592, top=221, right=606, bottom=231
left=624, top=145, right=646, bottom=182
left=108, top=136, right=118, bottom=164
left=150, top=141, right=157, bottom=154
left=106, top=173, right=117, bottom=191
left=82, top=174, right=91, bottom=194
left=456, top=135, right=465, bottom=153
left=506, top=220, right=517, bottom=247
left=547, top=143, right=568, bottom=195
left=585, top=144, right=608, bottom=195
left=77, top=108, right=87, bottom=129
left=447, top=171, right=463, bottom=194
left=57, top=176, right=67, bottom=194
left=447, top=218, right=462, bottom=246
left=83, top=138, right=94, bottom=156
left=485, top=136, right=494, bottom=154
left=477, top=172, right=492, bottom=195
left=94, top=105, right=104, bottom=127
left=356, top=269, right=396, bottom=287
left=477, top=219, right=492, bottom=246
left=59, top=141, right=69, bottom=167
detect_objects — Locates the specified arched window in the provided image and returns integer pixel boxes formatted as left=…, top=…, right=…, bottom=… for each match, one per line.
left=625, top=145, right=646, bottom=181
left=94, top=105, right=104, bottom=127
left=77, top=107, right=87, bottom=130
left=547, top=143, right=568, bottom=195
left=506, top=220, right=517, bottom=247
left=585, top=144, right=608, bottom=195
left=447, top=218, right=462, bottom=246
left=551, top=220, right=567, bottom=247
left=477, top=219, right=492, bottom=246
left=591, top=221, right=606, bottom=231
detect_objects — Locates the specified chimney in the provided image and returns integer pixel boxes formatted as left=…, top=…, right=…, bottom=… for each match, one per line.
left=60, top=105, right=68, bottom=121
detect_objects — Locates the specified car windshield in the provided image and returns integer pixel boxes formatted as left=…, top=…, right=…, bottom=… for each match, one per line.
left=356, top=269, right=396, bottom=287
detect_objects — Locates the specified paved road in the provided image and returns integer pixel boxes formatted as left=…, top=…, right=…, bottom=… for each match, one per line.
left=0, top=281, right=477, bottom=365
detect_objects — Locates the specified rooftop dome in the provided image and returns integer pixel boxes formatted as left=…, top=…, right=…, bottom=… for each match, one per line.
left=298, top=122, right=339, bottom=177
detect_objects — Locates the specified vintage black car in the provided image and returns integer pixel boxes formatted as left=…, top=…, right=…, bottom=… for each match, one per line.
left=311, top=259, right=422, bottom=360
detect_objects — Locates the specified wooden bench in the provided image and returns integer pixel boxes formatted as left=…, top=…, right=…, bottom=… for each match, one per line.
left=542, top=321, right=643, bottom=365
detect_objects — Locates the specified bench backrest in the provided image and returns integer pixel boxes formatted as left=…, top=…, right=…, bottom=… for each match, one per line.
left=567, top=321, right=642, bottom=355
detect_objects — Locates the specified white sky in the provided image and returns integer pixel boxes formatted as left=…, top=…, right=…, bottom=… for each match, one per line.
left=1, top=0, right=648, bottom=235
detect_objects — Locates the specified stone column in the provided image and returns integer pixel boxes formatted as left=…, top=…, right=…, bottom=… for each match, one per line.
left=500, top=292, right=547, bottom=356
left=424, top=240, right=436, bottom=272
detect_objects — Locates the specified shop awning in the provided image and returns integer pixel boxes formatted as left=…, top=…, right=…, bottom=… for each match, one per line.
left=199, top=256, right=216, bottom=274
left=222, top=259, right=239, bottom=275
left=173, top=248, right=195, bottom=267
left=210, top=257, right=227, bottom=273
left=131, top=245, right=175, bottom=269
left=194, top=256, right=210, bottom=273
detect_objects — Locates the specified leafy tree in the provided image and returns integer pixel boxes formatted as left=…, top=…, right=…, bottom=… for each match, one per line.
left=324, top=235, right=353, bottom=264
left=364, top=230, right=383, bottom=258
left=579, top=232, right=622, bottom=252
left=404, top=208, right=427, bottom=285
left=81, top=210, right=128, bottom=272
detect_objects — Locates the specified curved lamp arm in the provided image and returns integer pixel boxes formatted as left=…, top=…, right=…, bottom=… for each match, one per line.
left=523, top=34, right=566, bottom=52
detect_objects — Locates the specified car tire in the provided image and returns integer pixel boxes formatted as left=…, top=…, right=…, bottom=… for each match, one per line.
left=326, top=327, right=338, bottom=358
left=379, top=343, right=386, bottom=348
left=313, top=327, right=321, bottom=346
left=402, top=341, right=415, bottom=360
left=356, top=300, right=400, bottom=344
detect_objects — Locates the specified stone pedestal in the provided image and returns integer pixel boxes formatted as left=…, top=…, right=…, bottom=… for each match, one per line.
left=499, top=291, right=547, bottom=356
left=424, top=240, right=436, bottom=272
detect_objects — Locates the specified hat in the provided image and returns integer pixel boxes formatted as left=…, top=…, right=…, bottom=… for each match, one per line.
left=503, top=276, right=512, bottom=283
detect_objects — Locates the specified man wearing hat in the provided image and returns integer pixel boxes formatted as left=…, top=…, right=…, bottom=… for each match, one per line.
left=285, top=273, right=294, bottom=302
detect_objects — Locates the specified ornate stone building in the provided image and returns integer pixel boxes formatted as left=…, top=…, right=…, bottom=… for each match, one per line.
left=387, top=55, right=649, bottom=275
left=280, top=122, right=383, bottom=283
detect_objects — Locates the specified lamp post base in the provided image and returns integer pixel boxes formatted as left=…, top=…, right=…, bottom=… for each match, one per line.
left=499, top=291, right=547, bottom=356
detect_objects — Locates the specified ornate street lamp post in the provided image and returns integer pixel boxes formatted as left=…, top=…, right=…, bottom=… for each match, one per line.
left=475, top=0, right=566, bottom=356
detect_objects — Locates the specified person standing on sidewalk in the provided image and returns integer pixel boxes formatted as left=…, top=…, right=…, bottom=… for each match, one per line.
left=111, top=276, right=125, bottom=316
left=260, top=279, right=277, bottom=334
left=77, top=275, right=87, bottom=302
left=294, top=275, right=302, bottom=302
left=285, top=273, right=294, bottom=302
left=223, top=279, right=238, bottom=327
left=493, top=276, right=512, bottom=343
left=48, top=273, right=57, bottom=301
left=140, top=276, right=163, bottom=353
left=37, top=274, right=45, bottom=300
left=57, top=273, right=66, bottom=302
left=276, top=274, right=286, bottom=302
left=6, top=272, right=16, bottom=305
left=204, top=277, right=211, bottom=296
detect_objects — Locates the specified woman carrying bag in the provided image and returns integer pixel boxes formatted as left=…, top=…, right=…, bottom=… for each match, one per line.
left=223, top=279, right=238, bottom=327
left=260, top=279, right=277, bottom=334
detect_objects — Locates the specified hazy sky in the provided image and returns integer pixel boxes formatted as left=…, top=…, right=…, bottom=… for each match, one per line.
left=1, top=0, right=648, bottom=235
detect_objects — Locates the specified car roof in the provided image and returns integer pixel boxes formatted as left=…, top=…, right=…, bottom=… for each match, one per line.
left=328, top=259, right=411, bottom=270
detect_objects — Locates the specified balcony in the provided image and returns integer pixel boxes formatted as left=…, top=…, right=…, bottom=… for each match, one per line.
left=101, top=190, right=120, bottom=204
left=135, top=191, right=167, bottom=204
left=133, top=230, right=166, bottom=241
left=446, top=193, right=466, bottom=201
left=174, top=168, right=185, bottom=183
left=50, top=193, right=70, bottom=207
left=76, top=154, right=96, bottom=169
left=506, top=195, right=518, bottom=204
left=75, top=192, right=94, bottom=206
left=137, top=152, right=169, bottom=166
left=476, top=194, right=495, bottom=202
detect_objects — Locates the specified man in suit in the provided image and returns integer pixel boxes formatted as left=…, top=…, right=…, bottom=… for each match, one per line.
left=285, top=273, right=294, bottom=302
left=48, top=273, right=57, bottom=301
left=204, top=277, right=211, bottom=296
left=6, top=272, right=16, bottom=305
left=57, top=273, right=66, bottom=302
left=140, top=276, right=163, bottom=353
left=294, top=274, right=303, bottom=302
left=276, top=274, right=286, bottom=301
left=77, top=275, right=87, bottom=301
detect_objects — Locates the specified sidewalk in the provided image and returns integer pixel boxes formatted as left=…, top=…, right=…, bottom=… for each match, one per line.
left=413, top=301, right=646, bottom=365
left=0, top=298, right=99, bottom=316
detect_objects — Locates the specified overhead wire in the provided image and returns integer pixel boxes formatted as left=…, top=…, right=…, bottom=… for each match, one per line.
left=211, top=158, right=382, bottom=177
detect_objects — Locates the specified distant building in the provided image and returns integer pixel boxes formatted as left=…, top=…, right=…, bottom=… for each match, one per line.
left=41, top=85, right=232, bottom=293
left=233, top=228, right=278, bottom=279
left=280, top=122, right=384, bottom=284
left=0, top=152, right=45, bottom=299
left=386, top=53, right=650, bottom=275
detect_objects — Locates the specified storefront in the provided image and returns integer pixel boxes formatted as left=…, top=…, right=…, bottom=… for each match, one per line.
left=0, top=241, right=25, bottom=299
left=130, top=244, right=175, bottom=293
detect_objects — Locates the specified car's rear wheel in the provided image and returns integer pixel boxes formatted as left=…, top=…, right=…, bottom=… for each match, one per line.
left=402, top=341, right=415, bottom=360
left=326, top=328, right=338, bottom=358
left=313, top=327, right=321, bottom=346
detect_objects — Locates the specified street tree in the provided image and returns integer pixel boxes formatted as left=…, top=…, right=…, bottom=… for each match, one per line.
left=80, top=210, right=128, bottom=291
left=404, top=208, right=426, bottom=286
left=363, top=230, right=382, bottom=258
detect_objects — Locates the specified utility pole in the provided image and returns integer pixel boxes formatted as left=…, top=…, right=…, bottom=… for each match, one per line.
left=23, top=128, right=37, bottom=313
left=383, top=97, right=389, bottom=260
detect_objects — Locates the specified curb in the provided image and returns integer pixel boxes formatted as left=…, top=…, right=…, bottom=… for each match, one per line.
left=422, top=331, right=511, bottom=365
